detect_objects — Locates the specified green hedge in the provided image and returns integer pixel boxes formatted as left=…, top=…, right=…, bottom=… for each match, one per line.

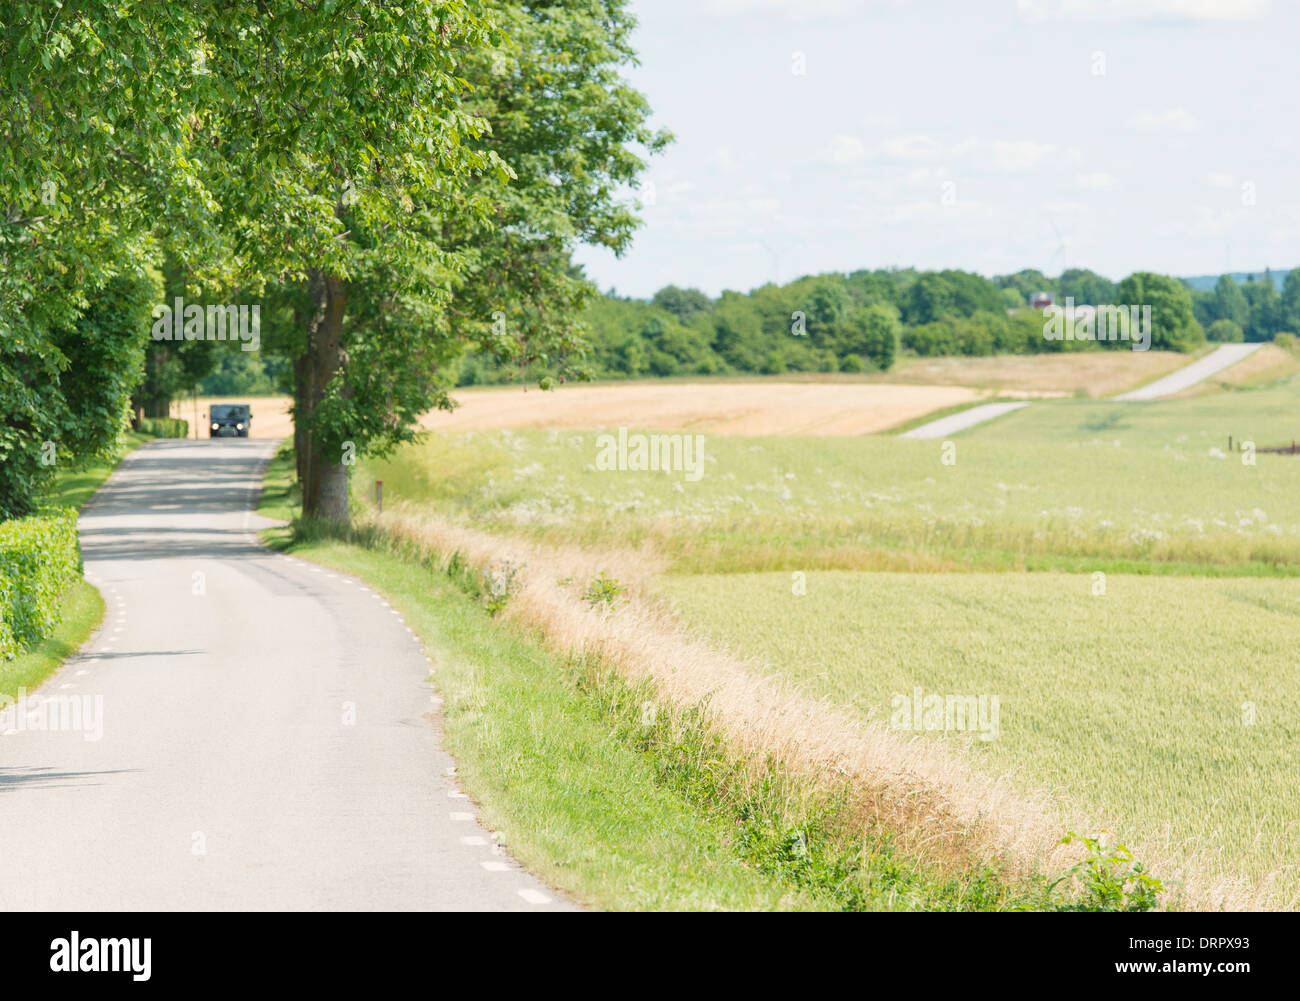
left=139, top=417, right=188, bottom=438
left=0, top=509, right=82, bottom=659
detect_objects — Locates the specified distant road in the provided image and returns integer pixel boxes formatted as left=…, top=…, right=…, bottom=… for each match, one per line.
left=1111, top=343, right=1265, bottom=400
left=899, top=401, right=1031, bottom=439
left=901, top=343, right=1267, bottom=438
left=0, top=438, right=573, bottom=911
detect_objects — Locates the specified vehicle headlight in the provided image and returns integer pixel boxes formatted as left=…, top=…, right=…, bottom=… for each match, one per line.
left=236, top=423, right=244, bottom=430
left=211, top=423, right=219, bottom=430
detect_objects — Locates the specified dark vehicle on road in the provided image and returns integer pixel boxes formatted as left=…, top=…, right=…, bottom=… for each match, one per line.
left=209, top=404, right=252, bottom=438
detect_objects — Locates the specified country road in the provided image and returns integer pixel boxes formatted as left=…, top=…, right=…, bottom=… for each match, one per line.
left=0, top=438, right=573, bottom=911
left=1111, top=342, right=1264, bottom=400
left=898, top=401, right=1031, bottom=440
left=900, top=343, right=1268, bottom=438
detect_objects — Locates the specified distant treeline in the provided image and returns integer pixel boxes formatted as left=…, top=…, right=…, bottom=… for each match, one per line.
left=457, top=266, right=1300, bottom=385
left=203, top=266, right=1300, bottom=393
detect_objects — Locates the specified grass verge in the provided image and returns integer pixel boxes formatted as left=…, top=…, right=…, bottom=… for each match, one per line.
left=0, top=580, right=104, bottom=700
left=256, top=440, right=300, bottom=538
left=263, top=530, right=829, bottom=910
left=268, top=523, right=1073, bottom=910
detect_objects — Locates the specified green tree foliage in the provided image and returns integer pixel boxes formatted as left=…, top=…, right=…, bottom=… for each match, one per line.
left=841, top=304, right=900, bottom=370
left=131, top=261, right=222, bottom=419
left=1206, top=318, right=1244, bottom=343
left=0, top=251, right=160, bottom=518
left=200, top=351, right=289, bottom=397
left=902, top=319, right=957, bottom=357
left=1115, top=272, right=1205, bottom=351
left=904, top=273, right=956, bottom=325
left=256, top=0, right=669, bottom=517
left=57, top=266, right=162, bottom=458
left=937, top=269, right=1005, bottom=316
left=466, top=263, right=1242, bottom=387
left=710, top=292, right=768, bottom=371
left=0, top=0, right=193, bottom=515
left=1243, top=273, right=1282, bottom=341
left=2, top=1, right=508, bottom=519
left=1213, top=274, right=1250, bottom=328
left=1059, top=268, right=1117, bottom=306
left=802, top=277, right=852, bottom=346
left=1281, top=268, right=1300, bottom=334
left=997, top=268, right=1057, bottom=301
left=651, top=286, right=713, bottom=323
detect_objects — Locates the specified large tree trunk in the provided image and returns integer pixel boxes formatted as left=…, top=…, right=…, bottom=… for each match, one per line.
left=297, top=270, right=350, bottom=523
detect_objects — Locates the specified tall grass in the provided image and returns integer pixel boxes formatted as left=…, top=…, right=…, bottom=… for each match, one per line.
left=306, top=504, right=1245, bottom=909
left=661, top=570, right=1300, bottom=909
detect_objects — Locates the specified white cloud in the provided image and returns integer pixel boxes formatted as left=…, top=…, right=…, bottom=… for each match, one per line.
left=1077, top=171, right=1118, bottom=189
left=1129, top=107, right=1201, bottom=132
left=1184, top=204, right=1249, bottom=237
left=989, top=140, right=1056, bottom=171
left=1018, top=0, right=1268, bottom=21
left=708, top=146, right=736, bottom=172
left=882, top=200, right=996, bottom=224
left=879, top=135, right=944, bottom=160
left=694, top=195, right=783, bottom=222
left=823, top=135, right=867, bottom=164
left=905, top=166, right=949, bottom=185
left=1043, top=201, right=1089, bottom=217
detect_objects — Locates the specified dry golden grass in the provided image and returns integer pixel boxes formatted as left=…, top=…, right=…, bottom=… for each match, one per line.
left=882, top=351, right=1194, bottom=397
left=1176, top=344, right=1300, bottom=396
left=363, top=501, right=1265, bottom=910
left=421, top=381, right=986, bottom=436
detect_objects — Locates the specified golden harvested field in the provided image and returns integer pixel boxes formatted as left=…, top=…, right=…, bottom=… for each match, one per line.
left=420, top=381, right=986, bottom=436
left=173, top=353, right=1211, bottom=442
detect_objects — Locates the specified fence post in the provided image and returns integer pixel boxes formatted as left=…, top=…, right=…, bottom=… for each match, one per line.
left=375, top=480, right=383, bottom=514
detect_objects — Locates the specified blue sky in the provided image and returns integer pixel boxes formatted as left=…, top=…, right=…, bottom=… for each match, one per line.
left=573, top=0, right=1300, bottom=299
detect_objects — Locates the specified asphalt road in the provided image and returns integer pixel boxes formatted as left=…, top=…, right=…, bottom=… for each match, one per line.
left=0, top=438, right=573, bottom=911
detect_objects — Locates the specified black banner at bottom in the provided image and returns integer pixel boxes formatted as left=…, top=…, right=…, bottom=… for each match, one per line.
left=0, top=909, right=1287, bottom=988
